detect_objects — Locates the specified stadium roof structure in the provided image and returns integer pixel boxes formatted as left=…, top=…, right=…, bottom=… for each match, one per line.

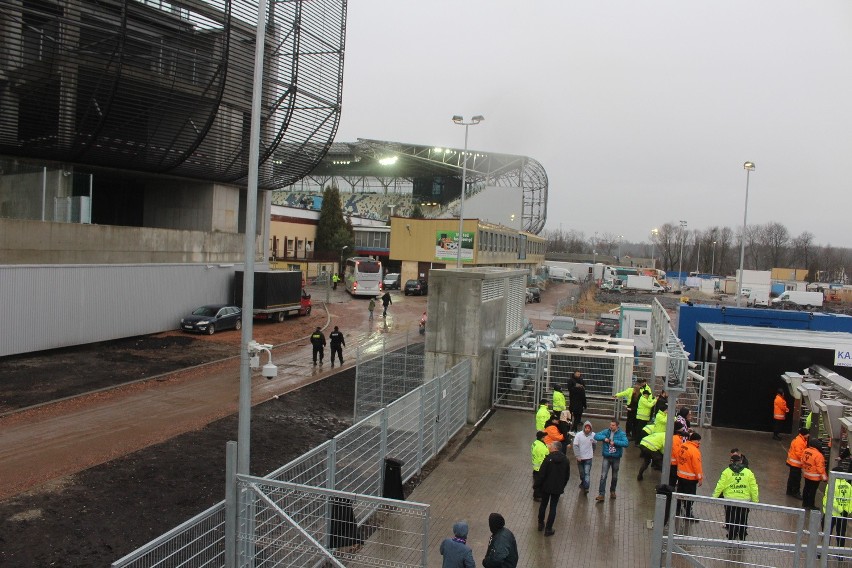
left=297, top=138, right=548, bottom=234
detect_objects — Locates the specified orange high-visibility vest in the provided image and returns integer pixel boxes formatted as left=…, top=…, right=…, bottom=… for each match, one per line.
left=774, top=394, right=789, bottom=420
left=671, top=434, right=684, bottom=465
left=787, top=434, right=808, bottom=468
left=802, top=447, right=827, bottom=482
left=677, top=440, right=703, bottom=482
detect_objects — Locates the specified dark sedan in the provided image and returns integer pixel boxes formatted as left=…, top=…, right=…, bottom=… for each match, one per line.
left=404, top=279, right=428, bottom=296
left=181, top=304, right=242, bottom=335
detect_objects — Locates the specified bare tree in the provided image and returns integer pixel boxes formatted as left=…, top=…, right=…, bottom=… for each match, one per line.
left=790, top=231, right=815, bottom=273
left=651, top=222, right=681, bottom=271
left=763, top=221, right=790, bottom=268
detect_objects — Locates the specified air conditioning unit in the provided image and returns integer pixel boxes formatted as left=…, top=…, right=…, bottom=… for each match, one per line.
left=54, top=196, right=91, bottom=224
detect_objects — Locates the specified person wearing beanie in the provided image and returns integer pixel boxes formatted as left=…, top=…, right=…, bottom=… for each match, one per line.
left=773, top=388, right=790, bottom=440
left=675, top=407, right=692, bottom=437
left=786, top=427, right=810, bottom=499
left=439, top=520, right=474, bottom=568
left=712, top=452, right=759, bottom=540
left=482, top=513, right=518, bottom=568
left=531, top=431, right=549, bottom=501
left=676, top=431, right=703, bottom=521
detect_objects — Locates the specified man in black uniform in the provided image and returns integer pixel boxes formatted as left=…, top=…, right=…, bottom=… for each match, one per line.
left=329, top=326, right=345, bottom=367
left=310, top=327, right=326, bottom=365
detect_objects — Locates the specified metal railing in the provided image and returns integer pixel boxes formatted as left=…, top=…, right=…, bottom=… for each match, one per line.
left=113, top=358, right=470, bottom=567
left=354, top=336, right=426, bottom=420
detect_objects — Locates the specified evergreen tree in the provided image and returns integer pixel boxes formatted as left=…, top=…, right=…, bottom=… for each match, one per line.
left=315, top=186, right=353, bottom=256
left=410, top=203, right=425, bottom=219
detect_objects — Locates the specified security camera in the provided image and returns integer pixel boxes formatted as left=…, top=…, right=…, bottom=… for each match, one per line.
left=262, top=362, right=278, bottom=379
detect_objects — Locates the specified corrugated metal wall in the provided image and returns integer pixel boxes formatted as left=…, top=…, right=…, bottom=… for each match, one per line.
left=0, top=264, right=235, bottom=357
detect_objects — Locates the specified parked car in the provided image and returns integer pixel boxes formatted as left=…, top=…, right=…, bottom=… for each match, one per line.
left=383, top=273, right=401, bottom=290
left=595, top=313, right=620, bottom=336
left=526, top=286, right=541, bottom=303
left=181, top=304, right=242, bottom=335
left=404, top=279, right=428, bottom=296
left=547, top=316, right=579, bottom=334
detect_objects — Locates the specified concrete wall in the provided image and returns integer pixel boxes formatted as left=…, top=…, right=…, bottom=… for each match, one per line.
left=0, top=218, right=252, bottom=264
left=424, top=268, right=527, bottom=422
left=144, top=182, right=241, bottom=233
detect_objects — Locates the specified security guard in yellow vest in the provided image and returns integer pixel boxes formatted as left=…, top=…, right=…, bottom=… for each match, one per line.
left=552, top=385, right=566, bottom=413
left=712, top=452, right=759, bottom=540
left=822, top=467, right=852, bottom=547
left=536, top=399, right=551, bottom=431
left=531, top=431, right=549, bottom=501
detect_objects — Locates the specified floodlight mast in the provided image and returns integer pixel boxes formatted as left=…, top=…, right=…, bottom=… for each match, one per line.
left=452, top=115, right=484, bottom=269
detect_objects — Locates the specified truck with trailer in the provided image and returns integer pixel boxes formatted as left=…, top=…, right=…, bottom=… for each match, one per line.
left=624, top=275, right=665, bottom=293
left=234, top=270, right=312, bottom=322
left=771, top=290, right=824, bottom=310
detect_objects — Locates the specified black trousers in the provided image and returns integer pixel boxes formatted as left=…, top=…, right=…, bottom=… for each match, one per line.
left=331, top=344, right=343, bottom=364
left=538, top=492, right=561, bottom=530
left=570, top=407, right=584, bottom=432
left=312, top=346, right=324, bottom=363
left=638, top=448, right=663, bottom=476
left=724, top=504, right=750, bottom=540
left=676, top=478, right=698, bottom=518
left=822, top=514, right=850, bottom=547
left=803, top=478, right=820, bottom=509
left=787, top=465, right=802, bottom=495
left=633, top=418, right=649, bottom=444
left=773, top=419, right=785, bottom=437
left=532, top=471, right=543, bottom=499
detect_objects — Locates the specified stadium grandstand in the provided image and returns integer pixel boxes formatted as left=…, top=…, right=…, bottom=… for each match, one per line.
left=273, top=139, right=548, bottom=234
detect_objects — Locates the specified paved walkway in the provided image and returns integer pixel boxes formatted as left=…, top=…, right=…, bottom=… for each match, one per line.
left=413, top=408, right=805, bottom=567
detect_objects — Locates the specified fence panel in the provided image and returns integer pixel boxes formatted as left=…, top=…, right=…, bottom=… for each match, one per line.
left=334, top=411, right=384, bottom=497
left=266, top=442, right=332, bottom=488
left=238, top=477, right=430, bottom=568
left=354, top=337, right=425, bottom=420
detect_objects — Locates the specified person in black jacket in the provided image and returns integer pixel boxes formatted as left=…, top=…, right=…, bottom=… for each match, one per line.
left=569, top=377, right=587, bottom=432
left=329, top=326, right=345, bottom=367
left=535, top=441, right=570, bottom=536
left=482, top=513, right=518, bottom=568
left=310, top=327, right=326, bottom=365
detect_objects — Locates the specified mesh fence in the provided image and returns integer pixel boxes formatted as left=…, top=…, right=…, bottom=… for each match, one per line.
left=236, top=478, right=429, bottom=568
left=354, top=336, right=426, bottom=421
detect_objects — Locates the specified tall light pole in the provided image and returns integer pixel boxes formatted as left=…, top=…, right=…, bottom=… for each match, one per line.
left=711, top=240, right=717, bottom=276
left=678, top=223, right=685, bottom=287
left=736, top=162, right=755, bottom=307
left=452, top=115, right=484, bottom=268
left=650, top=228, right=659, bottom=269
left=617, top=235, right=624, bottom=262
left=695, top=241, right=701, bottom=274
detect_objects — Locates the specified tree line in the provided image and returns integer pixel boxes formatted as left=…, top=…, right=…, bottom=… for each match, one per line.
left=544, top=223, right=850, bottom=283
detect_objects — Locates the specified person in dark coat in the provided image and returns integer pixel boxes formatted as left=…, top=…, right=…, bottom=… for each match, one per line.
left=535, top=442, right=570, bottom=536
left=482, top=513, right=518, bottom=568
left=309, top=327, right=326, bottom=365
left=569, top=376, right=587, bottom=432
left=329, top=326, right=345, bottom=367
left=439, top=520, right=475, bottom=568
left=381, top=291, right=392, bottom=317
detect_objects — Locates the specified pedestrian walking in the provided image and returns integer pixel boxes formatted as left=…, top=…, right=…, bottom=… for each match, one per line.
left=329, top=326, right=345, bottom=367
left=381, top=291, right=392, bottom=317
left=594, top=419, right=629, bottom=502
left=802, top=438, right=828, bottom=509
left=535, top=442, right=570, bottom=536
left=531, top=431, right=548, bottom=501
left=569, top=375, right=587, bottom=432
left=572, top=420, right=596, bottom=494
left=676, top=431, right=704, bottom=521
left=439, top=520, right=475, bottom=568
left=786, top=427, right=809, bottom=499
left=310, top=326, right=326, bottom=365
left=822, top=467, right=852, bottom=548
left=482, top=513, right=518, bottom=568
left=368, top=297, right=376, bottom=320
left=712, top=452, right=759, bottom=540
left=773, top=388, right=790, bottom=440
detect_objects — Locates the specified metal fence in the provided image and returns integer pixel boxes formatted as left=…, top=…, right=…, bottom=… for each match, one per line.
left=354, top=335, right=426, bottom=421
left=113, top=358, right=470, bottom=568
left=235, top=477, right=430, bottom=568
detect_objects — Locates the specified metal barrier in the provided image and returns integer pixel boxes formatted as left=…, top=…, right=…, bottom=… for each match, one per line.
left=113, top=357, right=470, bottom=568
left=236, top=477, right=429, bottom=568
left=354, top=335, right=426, bottom=421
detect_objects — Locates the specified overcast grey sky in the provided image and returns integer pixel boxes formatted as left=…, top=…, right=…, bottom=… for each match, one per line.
left=334, top=1, right=852, bottom=248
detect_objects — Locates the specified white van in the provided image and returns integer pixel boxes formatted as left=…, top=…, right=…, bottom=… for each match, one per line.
left=771, top=290, right=824, bottom=309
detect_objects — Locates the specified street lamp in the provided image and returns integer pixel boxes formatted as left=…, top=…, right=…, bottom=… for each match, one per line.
left=736, top=162, right=755, bottom=307
left=678, top=220, right=687, bottom=290
left=711, top=241, right=717, bottom=276
left=452, top=114, right=484, bottom=269
left=650, top=228, right=659, bottom=269
left=617, top=235, right=624, bottom=262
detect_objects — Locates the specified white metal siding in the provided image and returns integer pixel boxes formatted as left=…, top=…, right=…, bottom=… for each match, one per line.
left=0, top=264, right=235, bottom=356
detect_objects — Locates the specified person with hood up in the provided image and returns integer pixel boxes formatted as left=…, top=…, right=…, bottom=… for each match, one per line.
left=482, top=513, right=518, bottom=568
left=712, top=452, right=759, bottom=540
left=439, top=520, right=475, bottom=568
left=572, top=420, right=596, bottom=494
left=535, top=441, right=570, bottom=536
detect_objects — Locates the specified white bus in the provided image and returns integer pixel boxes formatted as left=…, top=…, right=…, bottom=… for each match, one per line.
left=344, top=257, right=383, bottom=297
